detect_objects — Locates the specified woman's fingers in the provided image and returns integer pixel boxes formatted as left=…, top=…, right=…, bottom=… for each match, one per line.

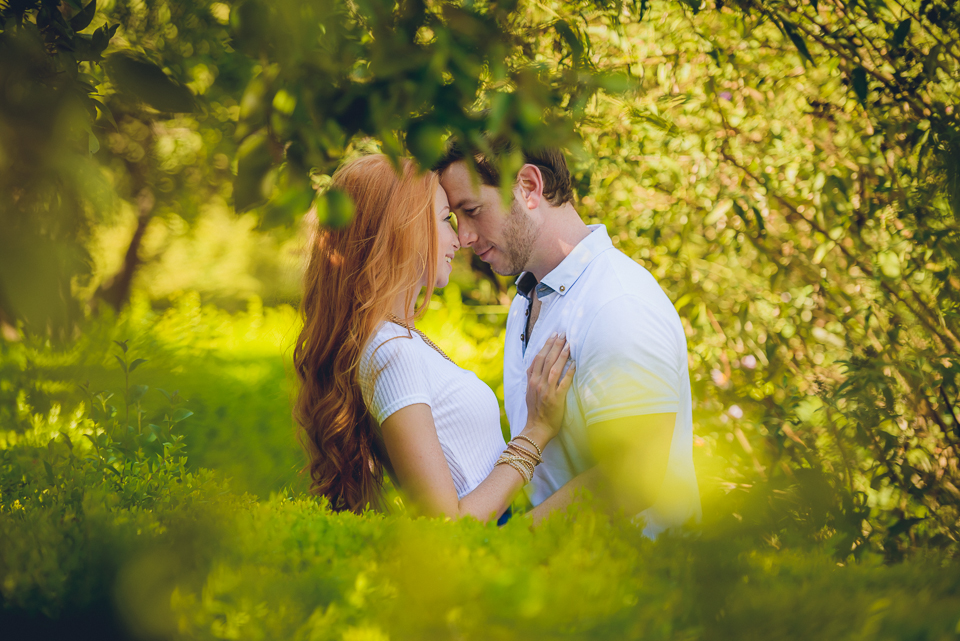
left=528, top=334, right=574, bottom=389
left=544, top=334, right=566, bottom=374
left=538, top=334, right=565, bottom=380
left=529, top=334, right=557, bottom=379
left=547, top=343, right=571, bottom=388
left=557, top=361, right=576, bottom=396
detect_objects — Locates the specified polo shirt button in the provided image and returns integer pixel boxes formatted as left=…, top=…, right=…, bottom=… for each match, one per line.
left=559, top=285, right=566, bottom=292
left=520, top=334, right=525, bottom=341
left=524, top=308, right=529, bottom=316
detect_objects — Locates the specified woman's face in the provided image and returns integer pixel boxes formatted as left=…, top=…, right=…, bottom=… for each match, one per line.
left=433, top=184, right=459, bottom=288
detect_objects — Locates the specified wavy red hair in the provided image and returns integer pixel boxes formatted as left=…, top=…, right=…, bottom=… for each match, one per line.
left=294, top=154, right=439, bottom=512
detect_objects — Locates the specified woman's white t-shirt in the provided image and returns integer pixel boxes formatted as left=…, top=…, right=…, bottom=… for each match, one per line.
left=359, top=322, right=506, bottom=498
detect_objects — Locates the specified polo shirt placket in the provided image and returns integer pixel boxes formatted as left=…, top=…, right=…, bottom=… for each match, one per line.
left=504, top=225, right=615, bottom=501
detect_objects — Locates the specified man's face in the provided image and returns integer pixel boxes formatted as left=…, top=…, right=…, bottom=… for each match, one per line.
left=439, top=161, right=539, bottom=276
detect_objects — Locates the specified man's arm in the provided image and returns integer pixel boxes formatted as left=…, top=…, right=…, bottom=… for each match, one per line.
left=529, top=412, right=674, bottom=525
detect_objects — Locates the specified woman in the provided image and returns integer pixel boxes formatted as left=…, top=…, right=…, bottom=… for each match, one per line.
left=294, top=154, right=573, bottom=521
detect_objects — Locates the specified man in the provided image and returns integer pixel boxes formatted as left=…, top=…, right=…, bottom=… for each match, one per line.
left=435, top=142, right=701, bottom=536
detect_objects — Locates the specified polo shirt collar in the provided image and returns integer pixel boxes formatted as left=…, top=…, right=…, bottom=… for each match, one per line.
left=515, top=224, right=612, bottom=300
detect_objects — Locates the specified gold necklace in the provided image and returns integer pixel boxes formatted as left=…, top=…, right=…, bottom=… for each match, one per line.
left=386, top=314, right=456, bottom=365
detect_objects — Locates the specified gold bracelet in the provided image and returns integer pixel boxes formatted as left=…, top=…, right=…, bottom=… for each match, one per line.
left=507, top=441, right=542, bottom=465
left=506, top=442, right=538, bottom=465
left=499, top=454, right=535, bottom=474
left=514, top=434, right=543, bottom=458
left=495, top=452, right=535, bottom=481
left=496, top=458, right=532, bottom=483
left=503, top=443, right=540, bottom=465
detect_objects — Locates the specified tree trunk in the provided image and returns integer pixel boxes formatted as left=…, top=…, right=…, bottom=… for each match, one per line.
left=96, top=187, right=155, bottom=310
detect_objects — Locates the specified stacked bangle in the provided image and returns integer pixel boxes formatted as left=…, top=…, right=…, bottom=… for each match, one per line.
left=494, top=434, right=545, bottom=485
left=507, top=441, right=542, bottom=465
left=514, top=434, right=543, bottom=459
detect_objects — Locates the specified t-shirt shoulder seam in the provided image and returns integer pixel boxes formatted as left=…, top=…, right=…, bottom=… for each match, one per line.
left=360, top=329, right=422, bottom=380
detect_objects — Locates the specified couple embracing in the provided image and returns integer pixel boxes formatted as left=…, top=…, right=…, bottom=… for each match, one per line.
left=294, top=141, right=700, bottom=536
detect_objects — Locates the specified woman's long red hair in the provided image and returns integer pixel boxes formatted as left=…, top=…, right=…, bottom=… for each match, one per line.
left=294, top=154, right=439, bottom=512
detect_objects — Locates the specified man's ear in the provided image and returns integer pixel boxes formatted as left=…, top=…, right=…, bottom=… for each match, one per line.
left=516, top=164, right=543, bottom=210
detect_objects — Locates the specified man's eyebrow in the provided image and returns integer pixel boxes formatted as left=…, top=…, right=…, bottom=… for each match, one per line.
left=451, top=198, right=477, bottom=210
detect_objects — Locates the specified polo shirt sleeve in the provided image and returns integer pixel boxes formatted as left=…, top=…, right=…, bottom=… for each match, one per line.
left=575, top=295, right=683, bottom=426
left=359, top=335, right=432, bottom=425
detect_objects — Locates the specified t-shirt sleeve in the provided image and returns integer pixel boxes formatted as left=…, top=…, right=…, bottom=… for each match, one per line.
left=576, top=295, right=683, bottom=426
left=359, top=334, right=432, bottom=425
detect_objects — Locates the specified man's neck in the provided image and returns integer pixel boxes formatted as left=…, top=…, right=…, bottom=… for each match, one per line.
left=526, top=203, right=591, bottom=281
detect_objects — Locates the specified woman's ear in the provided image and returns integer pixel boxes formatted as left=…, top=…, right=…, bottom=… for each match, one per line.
left=516, top=164, right=543, bottom=210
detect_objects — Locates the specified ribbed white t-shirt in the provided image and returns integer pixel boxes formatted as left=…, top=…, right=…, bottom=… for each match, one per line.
left=359, top=322, right=507, bottom=499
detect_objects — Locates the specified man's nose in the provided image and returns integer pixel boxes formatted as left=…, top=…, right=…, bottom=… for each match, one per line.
left=457, top=219, right=477, bottom=248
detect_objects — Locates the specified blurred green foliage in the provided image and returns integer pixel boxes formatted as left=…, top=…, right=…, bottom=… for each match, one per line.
left=1, top=293, right=304, bottom=497
left=4, top=311, right=960, bottom=639
left=1, top=0, right=633, bottom=328
left=3, top=0, right=960, bottom=637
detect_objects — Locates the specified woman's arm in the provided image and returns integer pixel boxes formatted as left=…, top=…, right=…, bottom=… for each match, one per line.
left=379, top=335, right=574, bottom=521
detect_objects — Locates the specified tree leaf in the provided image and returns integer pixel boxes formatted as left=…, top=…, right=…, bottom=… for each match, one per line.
left=171, top=408, right=194, bottom=423
left=92, top=98, right=117, bottom=129
left=629, top=108, right=679, bottom=137
left=234, top=130, right=274, bottom=212
left=891, top=18, right=911, bottom=48
left=129, top=384, right=149, bottom=404
left=406, top=121, right=446, bottom=168
left=260, top=185, right=315, bottom=229
left=750, top=205, right=766, bottom=236
left=69, top=0, right=97, bottom=32
left=323, top=189, right=356, bottom=229
left=851, top=67, right=868, bottom=103
left=782, top=21, right=814, bottom=64
left=553, top=19, right=585, bottom=66
left=638, top=0, right=650, bottom=20
left=888, top=517, right=923, bottom=537
left=129, top=358, right=147, bottom=372
left=923, top=43, right=942, bottom=80
left=106, top=53, right=196, bottom=113
left=87, top=23, right=119, bottom=59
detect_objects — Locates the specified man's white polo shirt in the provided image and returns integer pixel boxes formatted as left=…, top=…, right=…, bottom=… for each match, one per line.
left=504, top=224, right=701, bottom=537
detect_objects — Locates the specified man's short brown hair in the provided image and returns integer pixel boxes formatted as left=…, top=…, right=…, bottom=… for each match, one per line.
left=433, top=138, right=573, bottom=207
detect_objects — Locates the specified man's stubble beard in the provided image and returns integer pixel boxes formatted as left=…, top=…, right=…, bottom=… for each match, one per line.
left=493, top=197, right=540, bottom=276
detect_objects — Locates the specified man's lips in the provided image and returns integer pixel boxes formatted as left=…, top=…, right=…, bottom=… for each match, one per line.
left=476, top=246, right=493, bottom=261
